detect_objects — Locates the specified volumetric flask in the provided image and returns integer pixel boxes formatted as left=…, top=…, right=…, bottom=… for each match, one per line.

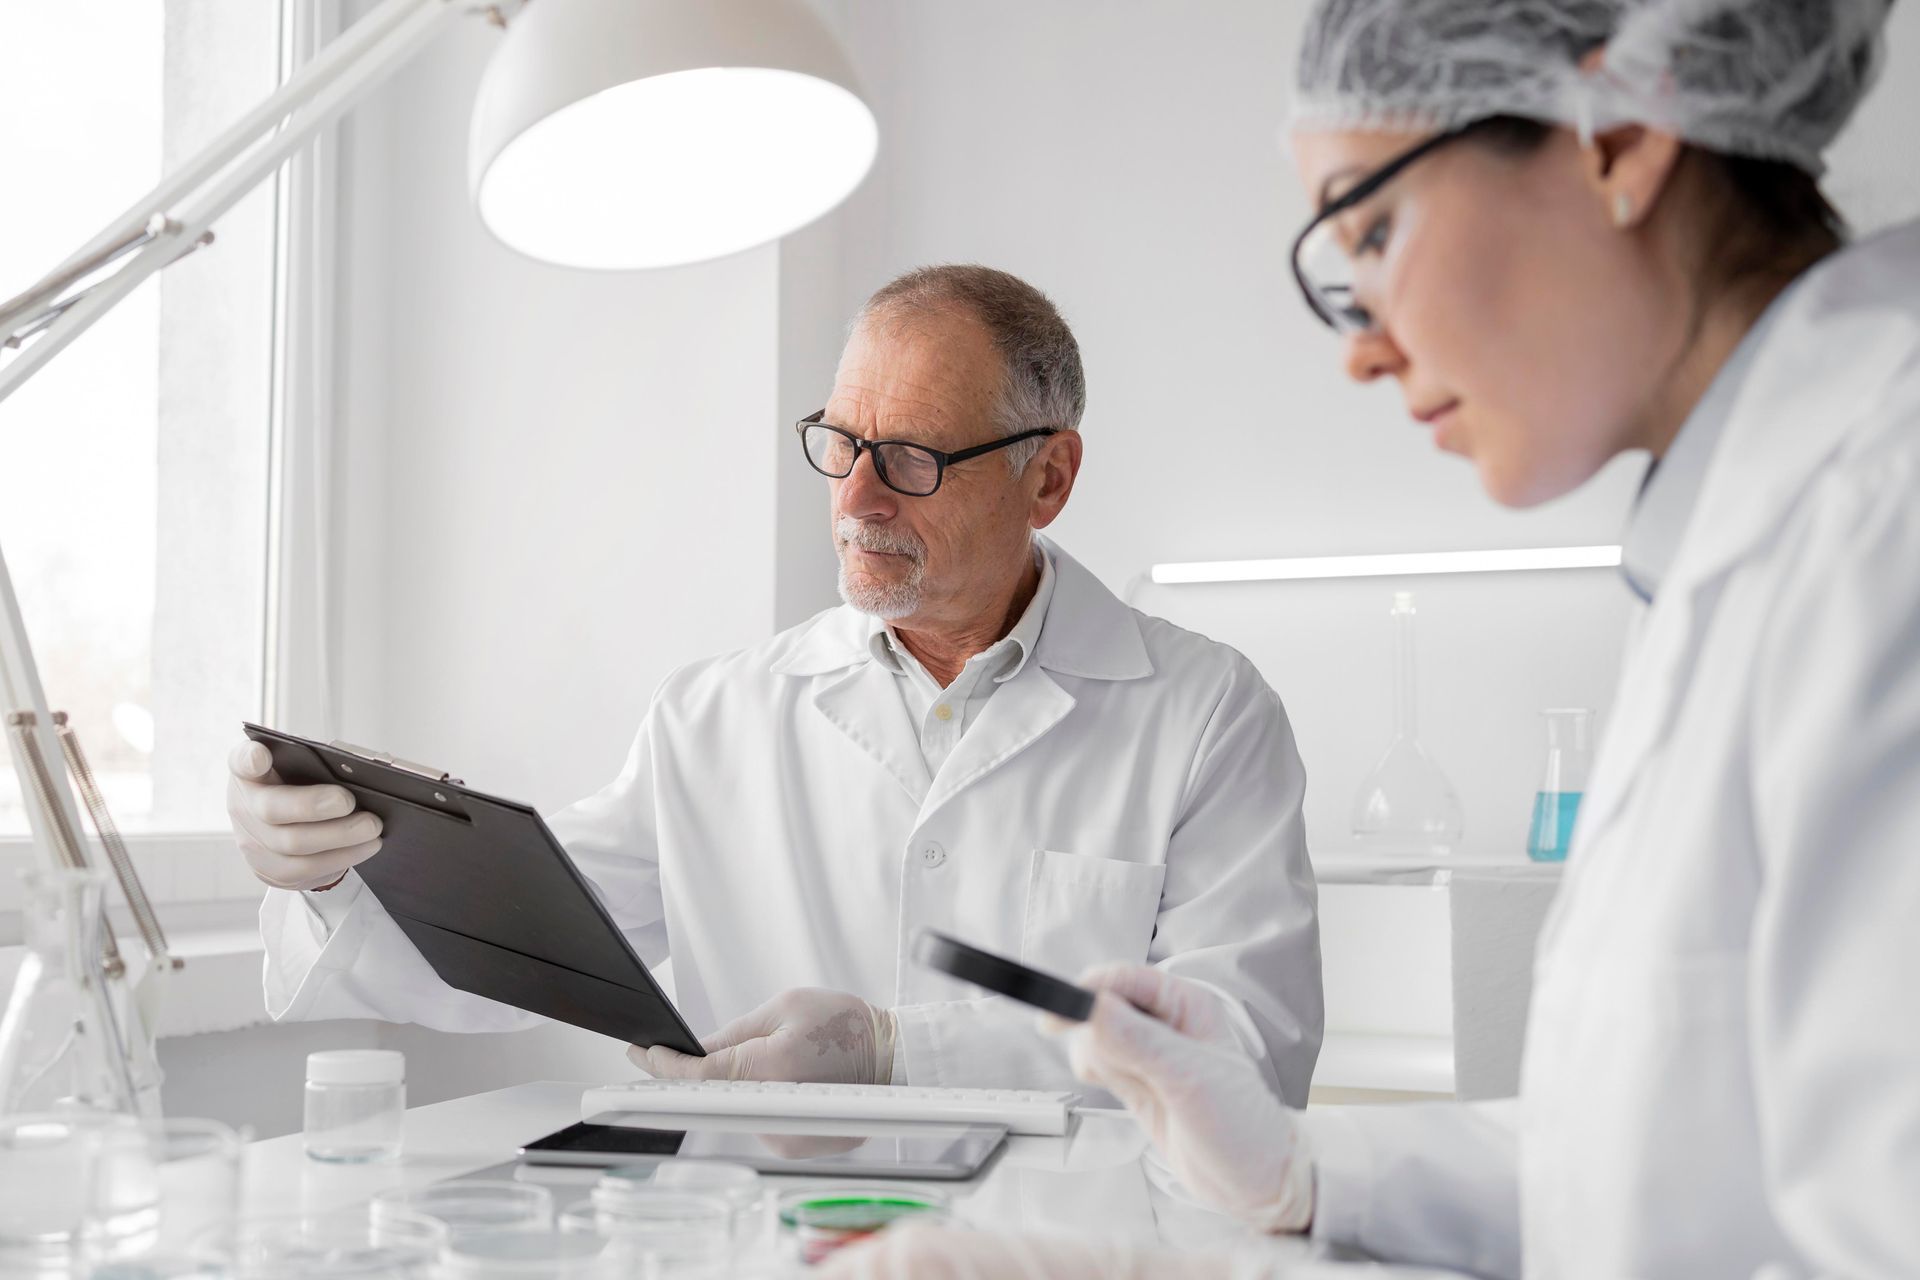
left=1350, top=592, right=1465, bottom=855
left=1527, top=709, right=1594, bottom=863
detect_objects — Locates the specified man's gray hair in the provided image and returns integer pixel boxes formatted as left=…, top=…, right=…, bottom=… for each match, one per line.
left=855, top=264, right=1086, bottom=474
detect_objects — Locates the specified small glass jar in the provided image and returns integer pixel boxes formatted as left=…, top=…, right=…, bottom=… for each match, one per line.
left=304, top=1050, right=405, bottom=1163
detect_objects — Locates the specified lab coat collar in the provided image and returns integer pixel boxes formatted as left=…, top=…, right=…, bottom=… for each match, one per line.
left=1653, top=220, right=1920, bottom=600
left=769, top=536, right=1153, bottom=683
left=864, top=542, right=1057, bottom=685
left=1618, top=299, right=1778, bottom=604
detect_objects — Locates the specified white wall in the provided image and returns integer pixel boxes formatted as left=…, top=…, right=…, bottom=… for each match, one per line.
left=332, top=20, right=783, bottom=810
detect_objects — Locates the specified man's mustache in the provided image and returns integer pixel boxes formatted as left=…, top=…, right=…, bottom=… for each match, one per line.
left=836, top=517, right=925, bottom=561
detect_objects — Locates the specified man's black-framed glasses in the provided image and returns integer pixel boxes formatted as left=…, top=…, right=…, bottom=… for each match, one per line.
left=1291, top=123, right=1477, bottom=336
left=795, top=411, right=1057, bottom=497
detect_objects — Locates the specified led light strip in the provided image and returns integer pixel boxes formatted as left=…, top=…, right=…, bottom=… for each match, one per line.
left=1150, top=545, right=1623, bottom=585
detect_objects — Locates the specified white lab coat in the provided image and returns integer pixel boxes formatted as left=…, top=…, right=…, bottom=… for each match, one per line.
left=260, top=539, right=1324, bottom=1102
left=1303, top=221, right=1920, bottom=1278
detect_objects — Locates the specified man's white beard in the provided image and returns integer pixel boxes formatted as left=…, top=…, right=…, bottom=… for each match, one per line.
left=835, top=517, right=927, bottom=619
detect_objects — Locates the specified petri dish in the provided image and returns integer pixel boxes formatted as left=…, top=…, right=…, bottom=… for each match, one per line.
left=558, top=1189, right=732, bottom=1275
left=371, top=1181, right=553, bottom=1239
left=192, top=1208, right=447, bottom=1279
left=439, top=1229, right=606, bottom=1280
left=776, top=1186, right=950, bottom=1266
left=598, top=1160, right=765, bottom=1247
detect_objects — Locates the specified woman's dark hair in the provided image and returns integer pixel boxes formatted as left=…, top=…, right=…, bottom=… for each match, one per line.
left=1461, top=113, right=1845, bottom=295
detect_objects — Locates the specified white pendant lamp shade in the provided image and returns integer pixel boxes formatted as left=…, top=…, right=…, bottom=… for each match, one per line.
left=470, top=0, right=877, bottom=269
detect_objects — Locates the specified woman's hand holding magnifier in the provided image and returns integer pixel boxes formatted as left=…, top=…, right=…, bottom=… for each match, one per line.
left=1047, top=964, right=1317, bottom=1235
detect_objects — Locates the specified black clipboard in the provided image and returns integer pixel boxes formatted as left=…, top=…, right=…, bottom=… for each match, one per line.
left=243, top=723, right=704, bottom=1056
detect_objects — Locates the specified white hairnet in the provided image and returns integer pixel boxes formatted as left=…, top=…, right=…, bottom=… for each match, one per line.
left=1292, top=0, right=1894, bottom=174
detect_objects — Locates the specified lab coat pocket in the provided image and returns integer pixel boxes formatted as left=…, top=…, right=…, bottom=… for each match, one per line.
left=1020, top=849, right=1167, bottom=982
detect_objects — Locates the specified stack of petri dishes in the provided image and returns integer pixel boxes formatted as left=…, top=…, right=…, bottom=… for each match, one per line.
left=369, top=1182, right=554, bottom=1243
left=192, top=1207, right=448, bottom=1279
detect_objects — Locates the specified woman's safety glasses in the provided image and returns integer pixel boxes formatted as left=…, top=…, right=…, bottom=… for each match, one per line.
left=796, top=411, right=1057, bottom=497
left=1290, top=123, right=1477, bottom=335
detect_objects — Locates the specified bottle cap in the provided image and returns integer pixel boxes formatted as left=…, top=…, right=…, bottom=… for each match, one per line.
left=307, top=1049, right=405, bottom=1086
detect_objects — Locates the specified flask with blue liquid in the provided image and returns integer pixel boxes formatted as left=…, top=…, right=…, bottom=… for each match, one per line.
left=1527, top=708, right=1594, bottom=862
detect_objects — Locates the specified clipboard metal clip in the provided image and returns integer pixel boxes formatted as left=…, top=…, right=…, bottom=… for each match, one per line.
left=329, top=740, right=466, bottom=787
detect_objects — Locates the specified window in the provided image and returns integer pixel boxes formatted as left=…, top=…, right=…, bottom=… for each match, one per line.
left=1, top=3, right=297, bottom=902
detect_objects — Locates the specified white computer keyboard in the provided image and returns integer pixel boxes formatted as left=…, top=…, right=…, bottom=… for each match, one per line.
left=579, top=1079, right=1078, bottom=1136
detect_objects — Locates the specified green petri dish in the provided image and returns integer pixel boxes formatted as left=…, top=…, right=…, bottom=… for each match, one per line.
left=777, top=1188, right=948, bottom=1266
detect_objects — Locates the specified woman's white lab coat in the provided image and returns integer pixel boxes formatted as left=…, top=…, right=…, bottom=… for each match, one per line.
left=1301, top=220, right=1920, bottom=1279
left=257, top=540, right=1324, bottom=1101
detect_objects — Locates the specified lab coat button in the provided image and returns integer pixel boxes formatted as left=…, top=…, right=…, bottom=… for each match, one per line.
left=919, top=842, right=947, bottom=869
left=934, top=704, right=954, bottom=722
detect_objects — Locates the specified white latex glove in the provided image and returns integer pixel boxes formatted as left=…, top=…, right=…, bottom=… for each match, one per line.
left=226, top=740, right=383, bottom=892
left=1050, top=964, right=1315, bottom=1235
left=818, top=1223, right=1237, bottom=1280
left=634, top=987, right=898, bottom=1085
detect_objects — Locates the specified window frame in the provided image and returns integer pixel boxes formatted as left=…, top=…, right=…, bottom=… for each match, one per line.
left=0, top=0, right=341, bottom=924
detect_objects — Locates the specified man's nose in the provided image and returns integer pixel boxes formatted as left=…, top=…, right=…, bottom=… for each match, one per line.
left=834, top=448, right=899, bottom=522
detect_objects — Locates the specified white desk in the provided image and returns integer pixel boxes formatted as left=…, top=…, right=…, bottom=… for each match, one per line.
left=237, top=1081, right=1455, bottom=1274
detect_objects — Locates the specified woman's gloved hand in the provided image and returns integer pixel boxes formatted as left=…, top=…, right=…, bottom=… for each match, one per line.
left=1052, top=965, right=1316, bottom=1235
left=634, top=987, right=897, bottom=1085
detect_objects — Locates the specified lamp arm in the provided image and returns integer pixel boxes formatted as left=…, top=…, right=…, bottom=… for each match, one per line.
left=0, top=0, right=508, bottom=403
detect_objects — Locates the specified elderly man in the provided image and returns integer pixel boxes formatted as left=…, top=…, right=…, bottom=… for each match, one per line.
left=229, top=265, right=1322, bottom=1099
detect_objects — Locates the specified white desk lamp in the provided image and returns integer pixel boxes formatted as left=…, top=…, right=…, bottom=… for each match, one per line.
left=0, top=0, right=876, bottom=1116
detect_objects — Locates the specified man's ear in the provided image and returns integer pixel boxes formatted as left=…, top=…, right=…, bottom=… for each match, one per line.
left=1028, top=430, right=1083, bottom=531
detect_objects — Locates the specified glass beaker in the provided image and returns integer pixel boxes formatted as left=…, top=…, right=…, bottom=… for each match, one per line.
left=0, top=1111, right=133, bottom=1271
left=1350, top=592, right=1466, bottom=855
left=0, top=865, right=142, bottom=1115
left=1527, top=709, right=1594, bottom=863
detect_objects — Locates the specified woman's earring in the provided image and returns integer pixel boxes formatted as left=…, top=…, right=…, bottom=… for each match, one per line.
left=1612, top=193, right=1634, bottom=228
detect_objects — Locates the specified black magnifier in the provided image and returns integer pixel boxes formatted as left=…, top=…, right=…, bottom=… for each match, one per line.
left=911, top=929, right=1097, bottom=1022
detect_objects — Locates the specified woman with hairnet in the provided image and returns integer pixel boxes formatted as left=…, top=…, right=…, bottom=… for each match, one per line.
left=825, top=0, right=1917, bottom=1277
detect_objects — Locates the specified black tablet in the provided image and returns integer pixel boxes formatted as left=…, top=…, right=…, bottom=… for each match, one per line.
left=520, top=1117, right=1007, bottom=1180
left=243, top=723, right=703, bottom=1056
left=911, top=929, right=1097, bottom=1021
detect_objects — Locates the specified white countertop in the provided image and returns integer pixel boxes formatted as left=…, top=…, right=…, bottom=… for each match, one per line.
left=238, top=1081, right=1463, bottom=1274
left=1313, top=852, right=1566, bottom=886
